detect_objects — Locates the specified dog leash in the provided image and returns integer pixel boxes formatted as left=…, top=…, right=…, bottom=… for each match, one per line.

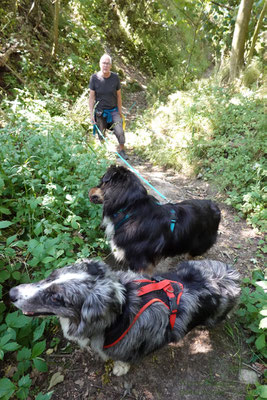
left=93, top=122, right=170, bottom=203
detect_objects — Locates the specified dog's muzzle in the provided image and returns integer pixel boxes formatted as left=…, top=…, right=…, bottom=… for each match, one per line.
left=88, top=187, right=104, bottom=204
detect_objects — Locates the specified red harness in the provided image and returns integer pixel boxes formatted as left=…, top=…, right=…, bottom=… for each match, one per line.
left=103, top=278, right=184, bottom=349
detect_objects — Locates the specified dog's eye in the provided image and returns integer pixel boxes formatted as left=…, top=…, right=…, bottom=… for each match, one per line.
left=51, top=293, right=63, bottom=304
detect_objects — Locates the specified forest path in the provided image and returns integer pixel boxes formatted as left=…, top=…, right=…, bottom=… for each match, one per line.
left=49, top=88, right=264, bottom=400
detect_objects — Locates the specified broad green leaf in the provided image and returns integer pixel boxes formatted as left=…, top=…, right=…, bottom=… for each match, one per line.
left=2, top=342, right=20, bottom=352
left=42, top=257, right=54, bottom=264
left=31, top=244, right=44, bottom=258
left=71, top=220, right=79, bottom=229
left=0, top=207, right=11, bottom=215
left=6, top=234, right=17, bottom=246
left=33, top=358, right=48, bottom=372
left=255, top=333, right=266, bottom=350
left=28, top=257, right=39, bottom=267
left=16, top=386, right=30, bottom=400
left=18, top=374, right=32, bottom=388
left=0, top=349, right=4, bottom=360
left=0, top=270, right=10, bottom=283
left=33, top=320, right=46, bottom=342
left=0, top=378, right=15, bottom=399
left=6, top=311, right=31, bottom=328
left=0, top=334, right=13, bottom=346
left=17, top=347, right=32, bottom=361
left=17, top=360, right=31, bottom=376
left=32, top=340, right=46, bottom=358
left=12, top=271, right=21, bottom=280
left=35, top=391, right=53, bottom=400
left=0, top=221, right=13, bottom=229
left=259, top=385, right=267, bottom=398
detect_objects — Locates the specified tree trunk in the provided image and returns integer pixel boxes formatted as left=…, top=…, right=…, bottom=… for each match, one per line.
left=247, top=0, right=267, bottom=65
left=51, top=0, right=60, bottom=58
left=229, top=0, right=254, bottom=81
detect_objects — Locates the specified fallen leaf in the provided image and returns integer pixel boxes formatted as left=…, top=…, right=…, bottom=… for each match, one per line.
left=48, top=371, right=64, bottom=390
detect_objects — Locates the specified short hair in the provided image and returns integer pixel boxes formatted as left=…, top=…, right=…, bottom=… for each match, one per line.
left=100, top=54, right=112, bottom=65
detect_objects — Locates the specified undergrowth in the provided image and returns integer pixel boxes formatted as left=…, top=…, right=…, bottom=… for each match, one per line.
left=130, top=79, right=266, bottom=233
left=0, top=91, right=111, bottom=399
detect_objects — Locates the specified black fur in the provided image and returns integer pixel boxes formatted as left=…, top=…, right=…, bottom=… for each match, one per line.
left=89, top=165, right=221, bottom=271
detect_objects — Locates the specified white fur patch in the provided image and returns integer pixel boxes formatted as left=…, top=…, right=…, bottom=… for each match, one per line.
left=103, top=217, right=115, bottom=239
left=60, top=317, right=89, bottom=348
left=110, top=239, right=125, bottom=262
left=112, top=361, right=130, bottom=376
left=102, top=217, right=125, bottom=262
left=16, top=272, right=89, bottom=300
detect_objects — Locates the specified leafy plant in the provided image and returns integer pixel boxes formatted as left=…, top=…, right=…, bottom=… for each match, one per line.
left=0, top=91, right=111, bottom=398
left=236, top=270, right=267, bottom=361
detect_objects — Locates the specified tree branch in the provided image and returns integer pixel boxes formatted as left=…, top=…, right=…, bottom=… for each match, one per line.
left=210, top=1, right=234, bottom=11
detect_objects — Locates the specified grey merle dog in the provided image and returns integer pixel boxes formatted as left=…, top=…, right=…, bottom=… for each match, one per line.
left=10, top=258, right=240, bottom=376
left=89, top=165, right=221, bottom=272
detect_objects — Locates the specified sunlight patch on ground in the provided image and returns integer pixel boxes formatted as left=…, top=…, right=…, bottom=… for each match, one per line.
left=188, top=330, right=213, bottom=354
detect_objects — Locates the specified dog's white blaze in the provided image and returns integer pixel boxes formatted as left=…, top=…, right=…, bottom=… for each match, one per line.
left=52, top=272, right=89, bottom=286
left=16, top=272, right=89, bottom=300
left=16, top=285, right=40, bottom=299
left=110, top=239, right=125, bottom=262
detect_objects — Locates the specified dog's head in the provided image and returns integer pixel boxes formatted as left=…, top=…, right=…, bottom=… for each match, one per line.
left=89, top=165, right=147, bottom=209
left=9, top=259, right=125, bottom=335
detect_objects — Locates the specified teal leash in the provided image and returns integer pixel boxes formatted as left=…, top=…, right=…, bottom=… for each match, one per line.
left=93, top=123, right=169, bottom=203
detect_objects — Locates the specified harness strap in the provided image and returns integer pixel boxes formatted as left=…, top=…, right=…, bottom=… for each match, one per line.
left=103, top=298, right=167, bottom=349
left=170, top=209, right=176, bottom=232
left=115, top=213, right=131, bottom=230
left=103, top=278, right=184, bottom=349
left=113, top=207, right=177, bottom=232
left=137, top=279, right=183, bottom=329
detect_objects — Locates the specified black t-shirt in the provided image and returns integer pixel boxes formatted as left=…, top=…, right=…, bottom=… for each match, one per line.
left=89, top=72, right=121, bottom=110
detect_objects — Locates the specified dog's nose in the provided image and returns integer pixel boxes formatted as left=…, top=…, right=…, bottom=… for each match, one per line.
left=90, top=195, right=99, bottom=203
left=9, top=287, right=19, bottom=302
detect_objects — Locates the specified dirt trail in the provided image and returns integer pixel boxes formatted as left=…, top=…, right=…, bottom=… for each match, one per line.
left=46, top=89, right=264, bottom=400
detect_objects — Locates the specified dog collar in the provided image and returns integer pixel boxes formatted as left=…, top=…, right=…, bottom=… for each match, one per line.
left=113, top=205, right=177, bottom=232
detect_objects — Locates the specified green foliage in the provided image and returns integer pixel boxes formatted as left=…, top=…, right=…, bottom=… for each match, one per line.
left=131, top=80, right=266, bottom=233
left=0, top=91, right=110, bottom=398
left=236, top=270, right=267, bottom=361
left=236, top=270, right=267, bottom=400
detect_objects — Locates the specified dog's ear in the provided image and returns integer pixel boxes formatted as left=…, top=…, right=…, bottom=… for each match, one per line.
left=82, top=259, right=108, bottom=279
left=76, top=287, right=111, bottom=335
left=102, top=166, right=118, bottom=183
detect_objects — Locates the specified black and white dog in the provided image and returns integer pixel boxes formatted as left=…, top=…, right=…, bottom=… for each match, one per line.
left=89, top=165, right=221, bottom=272
left=10, top=258, right=240, bottom=376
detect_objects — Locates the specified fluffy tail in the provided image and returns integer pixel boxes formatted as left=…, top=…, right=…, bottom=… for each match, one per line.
left=177, top=260, right=240, bottom=328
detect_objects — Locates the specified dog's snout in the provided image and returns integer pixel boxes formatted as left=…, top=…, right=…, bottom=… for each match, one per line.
left=9, top=287, right=19, bottom=303
left=90, top=195, right=100, bottom=203
left=88, top=188, right=103, bottom=204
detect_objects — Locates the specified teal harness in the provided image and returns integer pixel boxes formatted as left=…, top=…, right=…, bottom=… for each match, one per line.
left=113, top=206, right=177, bottom=232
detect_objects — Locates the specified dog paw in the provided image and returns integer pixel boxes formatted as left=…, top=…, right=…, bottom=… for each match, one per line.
left=112, top=361, right=130, bottom=376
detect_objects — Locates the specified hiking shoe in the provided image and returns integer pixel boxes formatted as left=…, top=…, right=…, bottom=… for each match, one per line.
left=118, top=150, right=129, bottom=160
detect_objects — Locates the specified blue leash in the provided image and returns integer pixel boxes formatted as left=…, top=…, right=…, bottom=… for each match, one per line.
left=93, top=123, right=169, bottom=203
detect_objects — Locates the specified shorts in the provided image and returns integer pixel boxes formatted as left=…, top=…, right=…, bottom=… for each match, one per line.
left=96, top=110, right=125, bottom=145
